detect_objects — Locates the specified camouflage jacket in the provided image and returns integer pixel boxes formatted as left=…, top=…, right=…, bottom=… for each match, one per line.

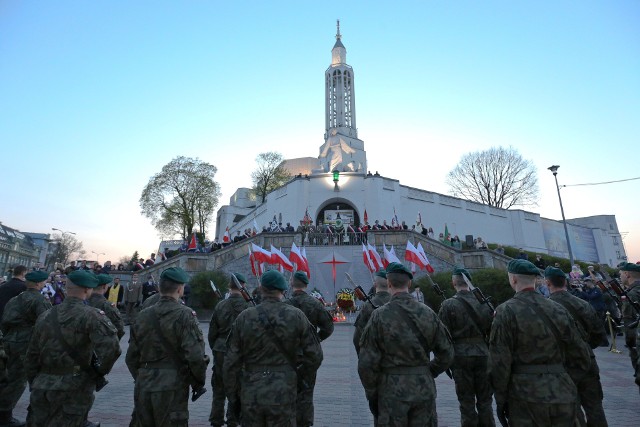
left=489, top=289, right=591, bottom=405
left=208, top=294, right=249, bottom=352
left=126, top=296, right=208, bottom=392
left=1, top=288, right=51, bottom=343
left=285, top=290, right=334, bottom=341
left=438, top=290, right=492, bottom=357
left=622, top=280, right=640, bottom=325
left=549, top=290, right=607, bottom=352
left=25, top=296, right=121, bottom=391
left=88, top=293, right=125, bottom=340
left=353, top=290, right=391, bottom=354
left=358, top=292, right=454, bottom=401
left=140, top=292, right=161, bottom=310
left=223, top=296, right=323, bottom=402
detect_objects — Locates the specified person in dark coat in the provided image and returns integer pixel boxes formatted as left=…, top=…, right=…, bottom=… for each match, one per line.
left=0, top=266, right=27, bottom=321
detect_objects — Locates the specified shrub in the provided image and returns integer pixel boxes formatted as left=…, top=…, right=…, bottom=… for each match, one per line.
left=190, top=270, right=229, bottom=309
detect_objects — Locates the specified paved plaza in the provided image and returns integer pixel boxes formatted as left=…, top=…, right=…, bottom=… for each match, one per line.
left=14, top=321, right=640, bottom=426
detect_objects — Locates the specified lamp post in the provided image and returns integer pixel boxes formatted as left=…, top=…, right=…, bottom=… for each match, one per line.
left=51, top=228, right=76, bottom=236
left=548, top=165, right=574, bottom=266
left=91, top=251, right=105, bottom=264
left=332, top=170, right=340, bottom=191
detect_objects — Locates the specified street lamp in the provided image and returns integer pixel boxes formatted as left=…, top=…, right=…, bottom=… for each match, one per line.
left=91, top=251, right=105, bottom=263
left=51, top=227, right=76, bottom=235
left=548, top=165, right=575, bottom=266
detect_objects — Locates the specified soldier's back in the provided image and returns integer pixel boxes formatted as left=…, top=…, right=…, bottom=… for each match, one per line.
left=208, top=295, right=248, bottom=351
left=286, top=291, right=334, bottom=341
left=88, top=293, right=125, bottom=340
left=439, top=291, right=491, bottom=356
left=1, top=289, right=51, bottom=342
left=353, top=290, right=390, bottom=353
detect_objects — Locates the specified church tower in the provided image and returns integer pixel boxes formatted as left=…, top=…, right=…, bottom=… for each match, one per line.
left=318, top=21, right=367, bottom=173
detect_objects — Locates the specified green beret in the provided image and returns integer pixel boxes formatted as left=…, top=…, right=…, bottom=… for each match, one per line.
left=261, top=270, right=288, bottom=291
left=544, top=266, right=566, bottom=279
left=233, top=273, right=247, bottom=284
left=293, top=271, right=309, bottom=285
left=160, top=267, right=189, bottom=284
left=452, top=267, right=471, bottom=281
left=620, top=263, right=640, bottom=273
left=96, top=274, right=113, bottom=286
left=507, top=259, right=540, bottom=275
left=67, top=270, right=99, bottom=288
left=374, top=269, right=387, bottom=279
left=386, top=262, right=413, bottom=280
left=25, top=271, right=48, bottom=283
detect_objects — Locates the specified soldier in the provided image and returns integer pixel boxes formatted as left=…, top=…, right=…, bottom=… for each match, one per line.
left=546, top=266, right=608, bottom=426
left=140, top=291, right=161, bottom=310
left=619, top=262, right=640, bottom=377
left=88, top=274, right=125, bottom=341
left=122, top=274, right=142, bottom=325
left=353, top=269, right=391, bottom=355
left=438, top=267, right=495, bottom=427
left=224, top=270, right=323, bottom=426
left=284, top=270, right=334, bottom=427
left=358, top=262, right=454, bottom=426
left=126, top=267, right=209, bottom=427
left=208, top=273, right=250, bottom=427
left=25, top=270, right=121, bottom=427
left=0, top=270, right=51, bottom=427
left=490, top=260, right=591, bottom=427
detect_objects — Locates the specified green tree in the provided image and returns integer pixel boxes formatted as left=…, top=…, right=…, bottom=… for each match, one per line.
left=189, top=270, right=230, bottom=309
left=251, top=152, right=292, bottom=203
left=129, top=251, right=140, bottom=266
left=140, top=156, right=221, bottom=240
left=446, top=146, right=538, bottom=209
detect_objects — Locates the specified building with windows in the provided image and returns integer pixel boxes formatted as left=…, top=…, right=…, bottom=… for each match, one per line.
left=0, top=223, right=42, bottom=277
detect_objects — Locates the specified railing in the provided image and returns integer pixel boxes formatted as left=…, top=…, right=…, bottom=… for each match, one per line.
left=302, top=231, right=367, bottom=246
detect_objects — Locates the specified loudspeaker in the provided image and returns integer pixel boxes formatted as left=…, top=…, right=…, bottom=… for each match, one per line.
left=465, top=235, right=474, bottom=248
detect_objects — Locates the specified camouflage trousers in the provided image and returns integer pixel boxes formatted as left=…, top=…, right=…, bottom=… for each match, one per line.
left=28, top=387, right=94, bottom=427
left=209, top=351, right=238, bottom=427
left=451, top=356, right=495, bottom=427
left=296, top=370, right=317, bottom=427
left=376, top=396, right=437, bottom=427
left=624, top=326, right=637, bottom=371
left=507, top=399, right=576, bottom=427
left=0, top=341, right=28, bottom=412
left=571, top=358, right=608, bottom=427
left=240, top=369, right=296, bottom=427
left=133, top=385, right=189, bottom=427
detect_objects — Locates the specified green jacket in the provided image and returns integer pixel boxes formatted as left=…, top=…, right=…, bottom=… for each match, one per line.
left=438, top=290, right=492, bottom=357
left=88, top=293, right=125, bottom=340
left=208, top=294, right=249, bottom=352
left=353, top=290, right=391, bottom=354
left=1, top=288, right=51, bottom=343
left=285, top=290, right=334, bottom=341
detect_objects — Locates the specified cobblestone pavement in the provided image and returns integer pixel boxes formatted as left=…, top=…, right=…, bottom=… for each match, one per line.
left=13, top=322, right=640, bottom=426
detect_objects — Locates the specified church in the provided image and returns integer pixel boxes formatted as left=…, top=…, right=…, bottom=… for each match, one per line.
left=215, top=23, right=625, bottom=267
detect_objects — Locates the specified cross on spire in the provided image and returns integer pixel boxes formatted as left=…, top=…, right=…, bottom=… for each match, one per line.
left=336, top=19, right=341, bottom=40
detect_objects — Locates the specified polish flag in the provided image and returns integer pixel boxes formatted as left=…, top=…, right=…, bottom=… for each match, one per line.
left=417, top=242, right=435, bottom=273
left=223, top=227, right=230, bottom=243
left=367, top=242, right=383, bottom=271
left=405, top=241, right=427, bottom=269
left=383, top=244, right=401, bottom=268
left=301, top=247, right=311, bottom=279
left=249, top=250, right=262, bottom=277
left=187, top=233, right=197, bottom=251
left=362, top=243, right=376, bottom=272
left=289, top=242, right=308, bottom=273
left=251, top=243, right=272, bottom=264
left=270, top=245, right=294, bottom=272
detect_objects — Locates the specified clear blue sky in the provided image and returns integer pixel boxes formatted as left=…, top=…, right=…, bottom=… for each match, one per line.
left=1, top=1, right=639, bottom=264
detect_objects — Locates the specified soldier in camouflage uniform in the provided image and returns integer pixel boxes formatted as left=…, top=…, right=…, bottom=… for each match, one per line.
left=25, top=270, right=121, bottom=427
left=358, top=262, right=454, bottom=426
left=126, top=267, right=209, bottom=427
left=0, top=271, right=51, bottom=427
left=208, top=273, right=250, bottom=427
left=546, top=266, right=608, bottom=426
left=353, top=270, right=391, bottom=355
left=224, top=270, right=323, bottom=427
left=490, top=260, right=591, bottom=427
left=88, top=274, right=125, bottom=341
left=140, top=291, right=161, bottom=310
left=438, top=268, right=495, bottom=427
left=619, top=263, right=640, bottom=377
left=284, top=271, right=333, bottom=427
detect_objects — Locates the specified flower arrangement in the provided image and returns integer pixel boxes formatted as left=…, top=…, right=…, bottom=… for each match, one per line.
left=336, top=288, right=356, bottom=311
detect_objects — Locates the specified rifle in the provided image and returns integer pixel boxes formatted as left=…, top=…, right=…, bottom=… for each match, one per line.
left=591, top=274, right=623, bottom=312
left=461, top=274, right=496, bottom=314
left=209, top=280, right=222, bottom=299
left=607, top=278, right=640, bottom=328
left=345, top=273, right=378, bottom=309
left=423, top=273, right=446, bottom=302
left=231, top=274, right=256, bottom=306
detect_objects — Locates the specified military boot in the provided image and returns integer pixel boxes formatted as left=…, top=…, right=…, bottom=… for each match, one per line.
left=0, top=412, right=26, bottom=427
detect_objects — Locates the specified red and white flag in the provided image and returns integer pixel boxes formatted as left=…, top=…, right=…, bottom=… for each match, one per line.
left=249, top=249, right=263, bottom=277
left=289, top=242, right=308, bottom=273
left=405, top=241, right=426, bottom=269
left=251, top=243, right=272, bottom=264
left=362, top=243, right=376, bottom=272
left=223, top=227, right=230, bottom=243
left=367, top=242, right=383, bottom=270
left=187, top=233, right=197, bottom=251
left=417, top=242, right=435, bottom=273
left=383, top=244, right=401, bottom=267
left=301, top=247, right=310, bottom=279
left=270, top=245, right=294, bottom=272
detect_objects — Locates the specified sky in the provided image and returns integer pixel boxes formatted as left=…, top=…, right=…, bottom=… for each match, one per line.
left=1, top=1, right=639, bottom=265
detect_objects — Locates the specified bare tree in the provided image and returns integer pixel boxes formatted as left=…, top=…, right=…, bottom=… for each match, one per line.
left=446, top=147, right=538, bottom=209
left=251, top=152, right=292, bottom=203
left=140, top=156, right=221, bottom=240
left=48, top=233, right=86, bottom=266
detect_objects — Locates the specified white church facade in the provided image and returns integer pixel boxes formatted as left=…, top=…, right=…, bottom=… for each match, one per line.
left=215, top=23, right=626, bottom=267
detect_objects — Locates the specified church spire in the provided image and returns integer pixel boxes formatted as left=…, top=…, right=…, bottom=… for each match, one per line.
left=332, top=19, right=346, bottom=62
left=326, top=21, right=357, bottom=138
left=336, top=19, right=341, bottom=40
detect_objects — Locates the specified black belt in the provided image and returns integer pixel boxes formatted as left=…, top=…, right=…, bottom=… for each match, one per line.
left=512, top=364, right=564, bottom=374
